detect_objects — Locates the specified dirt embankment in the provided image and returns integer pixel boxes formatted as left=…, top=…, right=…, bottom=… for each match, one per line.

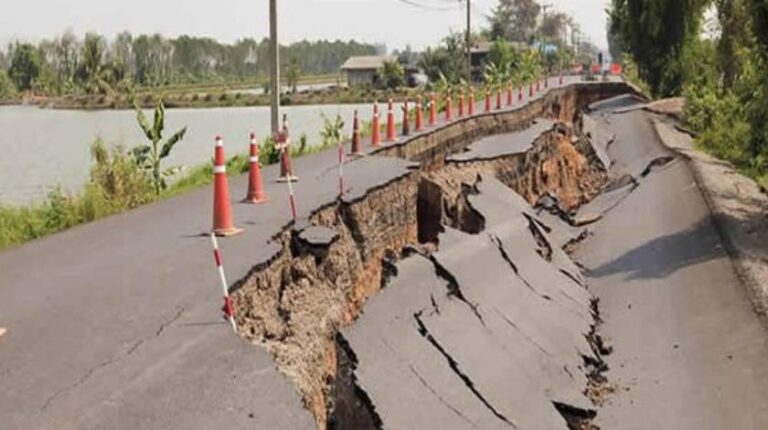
left=230, top=83, right=628, bottom=429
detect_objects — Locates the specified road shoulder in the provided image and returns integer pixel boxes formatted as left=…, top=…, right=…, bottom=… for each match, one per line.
left=651, top=114, right=768, bottom=323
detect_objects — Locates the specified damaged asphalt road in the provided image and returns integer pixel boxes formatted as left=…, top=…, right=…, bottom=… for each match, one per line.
left=339, top=175, right=601, bottom=430
left=574, top=98, right=768, bottom=429
left=8, top=80, right=764, bottom=430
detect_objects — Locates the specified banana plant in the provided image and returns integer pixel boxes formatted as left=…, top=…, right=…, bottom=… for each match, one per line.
left=133, top=100, right=187, bottom=200
left=484, top=62, right=508, bottom=93
left=320, top=113, right=345, bottom=148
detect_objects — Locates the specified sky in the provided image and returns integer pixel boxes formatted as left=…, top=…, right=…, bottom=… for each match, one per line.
left=0, top=0, right=609, bottom=51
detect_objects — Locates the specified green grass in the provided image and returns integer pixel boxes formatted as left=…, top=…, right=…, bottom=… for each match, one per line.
left=0, top=133, right=339, bottom=251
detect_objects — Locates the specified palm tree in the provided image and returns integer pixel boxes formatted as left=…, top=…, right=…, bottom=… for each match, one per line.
left=81, top=33, right=111, bottom=95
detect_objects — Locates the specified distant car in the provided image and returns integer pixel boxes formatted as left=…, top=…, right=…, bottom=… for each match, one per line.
left=408, top=73, right=429, bottom=88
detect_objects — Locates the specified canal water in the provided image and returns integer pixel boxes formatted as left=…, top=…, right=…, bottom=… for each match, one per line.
left=0, top=103, right=378, bottom=204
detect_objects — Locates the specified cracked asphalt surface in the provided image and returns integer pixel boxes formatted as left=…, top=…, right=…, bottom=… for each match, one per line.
left=342, top=175, right=596, bottom=429
left=575, top=99, right=768, bottom=429
left=0, top=78, right=573, bottom=430
left=6, top=79, right=761, bottom=430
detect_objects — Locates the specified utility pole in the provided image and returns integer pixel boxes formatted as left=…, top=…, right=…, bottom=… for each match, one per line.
left=466, top=0, right=472, bottom=82
left=269, top=0, right=280, bottom=135
left=539, top=1, right=552, bottom=48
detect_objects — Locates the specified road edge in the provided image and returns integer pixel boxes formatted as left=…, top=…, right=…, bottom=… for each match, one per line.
left=650, top=114, right=768, bottom=324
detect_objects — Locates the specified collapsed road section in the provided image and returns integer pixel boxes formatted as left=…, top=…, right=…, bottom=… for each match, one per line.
left=0, top=80, right=641, bottom=430
left=231, top=82, right=631, bottom=429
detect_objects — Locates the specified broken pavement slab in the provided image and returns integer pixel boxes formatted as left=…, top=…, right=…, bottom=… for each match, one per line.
left=447, top=119, right=555, bottom=163
left=342, top=176, right=598, bottom=429
left=587, top=93, right=649, bottom=115
left=582, top=114, right=614, bottom=170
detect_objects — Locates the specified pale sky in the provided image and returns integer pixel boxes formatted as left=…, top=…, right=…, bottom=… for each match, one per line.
left=0, top=0, right=609, bottom=51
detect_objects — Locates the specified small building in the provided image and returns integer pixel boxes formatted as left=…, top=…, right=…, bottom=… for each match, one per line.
left=340, top=55, right=423, bottom=87
left=340, top=55, right=396, bottom=87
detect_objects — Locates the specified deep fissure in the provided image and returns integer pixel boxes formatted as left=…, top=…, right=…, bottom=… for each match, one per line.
left=230, top=83, right=635, bottom=429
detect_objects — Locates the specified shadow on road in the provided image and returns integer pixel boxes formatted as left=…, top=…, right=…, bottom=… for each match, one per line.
left=587, top=215, right=726, bottom=281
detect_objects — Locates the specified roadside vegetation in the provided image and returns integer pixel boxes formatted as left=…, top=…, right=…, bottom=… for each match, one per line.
left=608, top=0, right=768, bottom=187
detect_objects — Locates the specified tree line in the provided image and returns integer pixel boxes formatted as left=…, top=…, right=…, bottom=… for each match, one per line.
left=414, top=0, right=600, bottom=85
left=608, top=0, right=768, bottom=187
left=0, top=31, right=378, bottom=97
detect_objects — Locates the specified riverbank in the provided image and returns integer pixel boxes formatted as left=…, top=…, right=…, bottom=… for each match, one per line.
left=8, top=80, right=420, bottom=111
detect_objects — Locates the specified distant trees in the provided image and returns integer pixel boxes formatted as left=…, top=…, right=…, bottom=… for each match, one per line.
left=608, top=0, right=710, bottom=97
left=380, top=60, right=405, bottom=89
left=540, top=12, right=570, bottom=44
left=0, top=32, right=378, bottom=97
left=487, top=0, right=541, bottom=43
left=0, top=70, right=15, bottom=98
left=286, top=56, right=302, bottom=93
left=418, top=32, right=469, bottom=84
left=8, top=43, right=41, bottom=91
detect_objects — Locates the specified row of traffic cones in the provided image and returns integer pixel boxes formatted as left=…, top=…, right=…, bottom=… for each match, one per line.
left=213, top=73, right=570, bottom=236
left=212, top=116, right=297, bottom=236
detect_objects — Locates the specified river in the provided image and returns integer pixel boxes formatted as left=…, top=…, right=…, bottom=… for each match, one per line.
left=0, top=103, right=380, bottom=204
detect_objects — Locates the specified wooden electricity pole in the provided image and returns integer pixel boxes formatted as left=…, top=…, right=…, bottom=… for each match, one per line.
left=466, top=0, right=472, bottom=82
left=269, top=0, right=280, bottom=135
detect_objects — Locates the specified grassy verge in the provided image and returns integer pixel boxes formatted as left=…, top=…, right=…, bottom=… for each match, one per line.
left=0, top=134, right=336, bottom=251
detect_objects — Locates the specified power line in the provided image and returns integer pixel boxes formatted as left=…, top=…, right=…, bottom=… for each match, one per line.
left=393, top=0, right=463, bottom=12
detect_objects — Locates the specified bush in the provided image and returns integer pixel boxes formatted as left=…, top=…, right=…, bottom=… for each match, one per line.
left=0, top=138, right=153, bottom=250
left=683, top=47, right=768, bottom=186
left=0, top=70, right=17, bottom=99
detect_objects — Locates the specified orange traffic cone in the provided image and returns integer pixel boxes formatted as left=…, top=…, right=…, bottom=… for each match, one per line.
left=518, top=84, right=523, bottom=101
left=496, top=86, right=502, bottom=110
left=428, top=93, right=437, bottom=126
left=212, top=137, right=242, bottom=237
left=276, top=115, right=297, bottom=182
left=401, top=100, right=410, bottom=136
left=458, top=91, right=465, bottom=117
left=468, top=88, right=476, bottom=116
left=371, top=102, right=381, bottom=148
left=243, top=133, right=268, bottom=204
left=415, top=97, right=424, bottom=132
left=385, top=99, right=396, bottom=142
left=507, top=82, right=513, bottom=106
left=445, top=92, right=453, bottom=121
left=351, top=110, right=362, bottom=155
left=484, top=86, right=492, bottom=113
